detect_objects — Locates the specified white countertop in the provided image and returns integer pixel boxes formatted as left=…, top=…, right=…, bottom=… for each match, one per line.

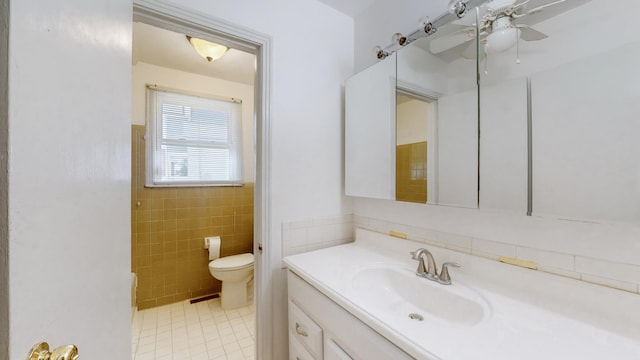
left=283, top=229, right=640, bottom=360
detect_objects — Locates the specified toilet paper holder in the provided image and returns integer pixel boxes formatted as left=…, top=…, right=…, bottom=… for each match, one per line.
left=204, top=236, right=222, bottom=261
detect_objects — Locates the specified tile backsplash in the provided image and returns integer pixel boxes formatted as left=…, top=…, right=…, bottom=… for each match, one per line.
left=280, top=212, right=640, bottom=294
left=281, top=214, right=354, bottom=260
left=353, top=215, right=640, bottom=294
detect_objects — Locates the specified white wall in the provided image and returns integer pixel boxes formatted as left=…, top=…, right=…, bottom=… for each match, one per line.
left=396, top=42, right=449, bottom=95
left=166, top=1, right=354, bottom=358
left=132, top=62, right=255, bottom=181
left=0, top=0, right=8, bottom=356
left=352, top=0, right=640, bottom=289
left=396, top=98, right=428, bottom=145
left=6, top=0, right=132, bottom=359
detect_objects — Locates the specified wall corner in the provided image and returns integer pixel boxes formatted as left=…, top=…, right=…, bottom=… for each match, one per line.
left=0, top=0, right=10, bottom=357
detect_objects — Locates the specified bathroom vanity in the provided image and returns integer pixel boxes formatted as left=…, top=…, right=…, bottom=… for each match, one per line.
left=283, top=229, right=640, bottom=360
left=288, top=271, right=412, bottom=359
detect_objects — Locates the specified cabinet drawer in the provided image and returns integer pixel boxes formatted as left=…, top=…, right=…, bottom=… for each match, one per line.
left=289, top=300, right=323, bottom=359
left=289, top=332, right=316, bottom=360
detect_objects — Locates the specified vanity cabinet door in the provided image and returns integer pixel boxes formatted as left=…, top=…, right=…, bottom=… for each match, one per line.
left=324, top=338, right=353, bottom=360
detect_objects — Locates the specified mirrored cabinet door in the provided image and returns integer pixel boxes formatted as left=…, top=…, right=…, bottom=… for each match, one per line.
left=395, top=92, right=431, bottom=204
left=479, top=77, right=528, bottom=213
left=345, top=16, right=481, bottom=207
left=345, top=53, right=397, bottom=200
left=395, top=25, right=479, bottom=208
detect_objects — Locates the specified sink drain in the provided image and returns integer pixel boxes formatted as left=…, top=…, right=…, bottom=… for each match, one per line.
left=408, top=313, right=424, bottom=321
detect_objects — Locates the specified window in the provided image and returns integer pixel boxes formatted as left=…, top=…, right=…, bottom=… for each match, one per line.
left=146, top=87, right=242, bottom=187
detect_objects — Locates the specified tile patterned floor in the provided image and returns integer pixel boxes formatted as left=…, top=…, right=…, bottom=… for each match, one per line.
left=132, top=298, right=255, bottom=360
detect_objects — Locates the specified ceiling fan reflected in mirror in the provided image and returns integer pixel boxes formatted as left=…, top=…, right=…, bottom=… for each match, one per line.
left=429, top=0, right=591, bottom=60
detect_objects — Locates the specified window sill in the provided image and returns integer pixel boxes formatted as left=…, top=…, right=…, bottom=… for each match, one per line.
left=144, top=182, right=244, bottom=188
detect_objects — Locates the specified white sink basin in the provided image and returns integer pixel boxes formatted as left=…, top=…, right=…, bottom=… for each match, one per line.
left=348, top=266, right=490, bottom=326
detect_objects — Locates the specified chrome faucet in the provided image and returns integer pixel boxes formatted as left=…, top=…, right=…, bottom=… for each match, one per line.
left=411, top=248, right=438, bottom=280
left=410, top=248, right=461, bottom=285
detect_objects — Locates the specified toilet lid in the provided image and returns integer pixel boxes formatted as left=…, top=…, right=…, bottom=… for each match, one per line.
left=210, top=253, right=254, bottom=271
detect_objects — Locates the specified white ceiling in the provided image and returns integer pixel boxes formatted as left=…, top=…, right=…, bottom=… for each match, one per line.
left=132, top=22, right=256, bottom=85
left=316, top=0, right=378, bottom=17
left=130, top=1, right=383, bottom=87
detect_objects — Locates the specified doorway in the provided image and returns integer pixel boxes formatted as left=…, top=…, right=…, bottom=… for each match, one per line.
left=395, top=89, right=438, bottom=205
left=131, top=1, right=271, bottom=359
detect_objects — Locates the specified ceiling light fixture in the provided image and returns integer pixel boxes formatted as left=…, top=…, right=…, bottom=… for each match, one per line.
left=485, top=27, right=520, bottom=53
left=484, top=17, right=520, bottom=54
left=186, top=36, right=228, bottom=62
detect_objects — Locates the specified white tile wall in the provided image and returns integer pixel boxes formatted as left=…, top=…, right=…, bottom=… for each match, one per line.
left=575, top=256, right=640, bottom=285
left=516, top=246, right=574, bottom=271
left=281, top=214, right=354, bottom=261
left=279, top=214, right=640, bottom=294
left=439, top=232, right=473, bottom=254
left=472, top=238, right=517, bottom=259
left=354, top=215, right=640, bottom=295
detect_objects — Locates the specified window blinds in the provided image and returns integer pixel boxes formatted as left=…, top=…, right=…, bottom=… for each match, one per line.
left=146, top=88, right=242, bottom=186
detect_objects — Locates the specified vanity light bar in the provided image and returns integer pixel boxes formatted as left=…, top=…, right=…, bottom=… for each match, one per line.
left=374, top=0, right=487, bottom=60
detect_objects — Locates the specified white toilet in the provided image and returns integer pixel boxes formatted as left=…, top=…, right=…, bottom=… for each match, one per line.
left=208, top=253, right=254, bottom=309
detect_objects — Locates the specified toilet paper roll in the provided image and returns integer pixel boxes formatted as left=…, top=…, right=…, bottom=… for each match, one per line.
left=206, top=236, right=221, bottom=260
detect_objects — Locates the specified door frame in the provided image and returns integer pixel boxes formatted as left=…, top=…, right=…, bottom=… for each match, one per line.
left=132, top=1, right=273, bottom=358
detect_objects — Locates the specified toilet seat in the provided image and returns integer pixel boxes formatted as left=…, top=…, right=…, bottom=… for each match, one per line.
left=210, top=253, right=254, bottom=272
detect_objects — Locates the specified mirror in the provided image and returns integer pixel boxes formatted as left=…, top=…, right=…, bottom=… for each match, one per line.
left=528, top=1, right=640, bottom=224
left=473, top=0, right=640, bottom=224
left=347, top=0, right=640, bottom=224
left=394, top=16, right=481, bottom=207
left=345, top=53, right=396, bottom=200
left=479, top=77, right=529, bottom=214
left=395, top=92, right=430, bottom=204
left=346, top=17, right=480, bottom=208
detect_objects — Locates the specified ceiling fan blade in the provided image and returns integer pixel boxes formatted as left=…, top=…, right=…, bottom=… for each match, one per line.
left=515, top=25, right=548, bottom=41
left=461, top=39, right=486, bottom=60
left=525, top=0, right=567, bottom=15
left=429, top=28, right=475, bottom=54
left=503, top=0, right=531, bottom=16
left=513, top=0, right=591, bottom=26
left=512, top=0, right=531, bottom=10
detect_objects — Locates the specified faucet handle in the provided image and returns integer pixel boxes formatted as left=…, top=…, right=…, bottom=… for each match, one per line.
left=410, top=248, right=430, bottom=260
left=410, top=249, right=428, bottom=275
left=438, top=262, right=461, bottom=285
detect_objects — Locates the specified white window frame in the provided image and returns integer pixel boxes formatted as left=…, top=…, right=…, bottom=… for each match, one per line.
left=145, top=86, right=243, bottom=187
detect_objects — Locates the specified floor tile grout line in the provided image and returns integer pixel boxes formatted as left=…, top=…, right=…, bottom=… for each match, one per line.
left=132, top=298, right=254, bottom=360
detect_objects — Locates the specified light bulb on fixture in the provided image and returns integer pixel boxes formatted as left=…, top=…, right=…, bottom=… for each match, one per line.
left=485, top=27, right=520, bottom=54
left=448, top=0, right=468, bottom=18
left=484, top=17, right=520, bottom=54
left=392, top=33, right=407, bottom=46
left=186, top=36, right=228, bottom=62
